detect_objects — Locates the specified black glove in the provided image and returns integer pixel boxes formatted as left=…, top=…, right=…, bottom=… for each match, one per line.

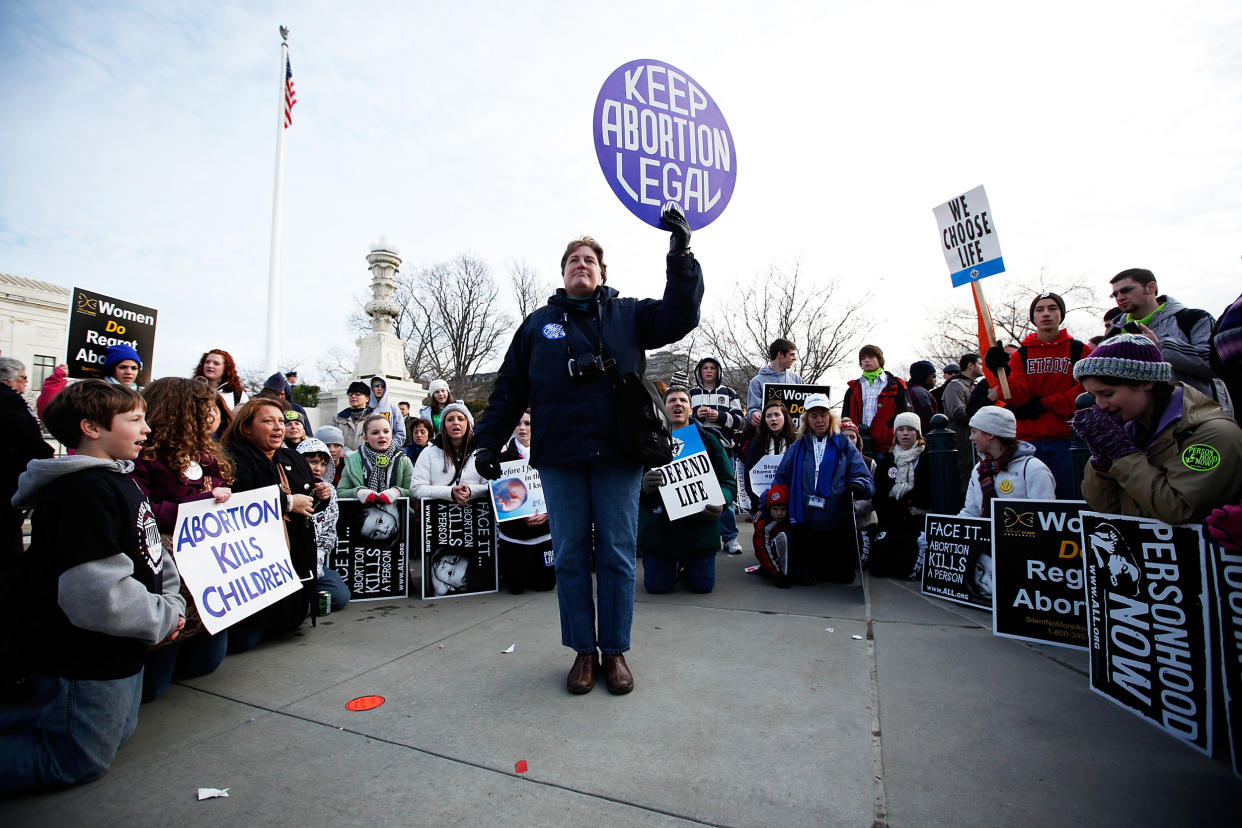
left=984, top=344, right=1010, bottom=374
left=700, top=502, right=724, bottom=521
left=1009, top=396, right=1044, bottom=420
left=474, top=448, right=501, bottom=480
left=846, top=482, right=867, bottom=499
left=641, top=469, right=664, bottom=495
left=661, top=201, right=692, bottom=255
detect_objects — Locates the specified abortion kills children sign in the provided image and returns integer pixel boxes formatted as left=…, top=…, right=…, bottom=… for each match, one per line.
left=594, top=59, right=736, bottom=230
left=67, top=287, right=158, bottom=385
left=1209, top=544, right=1242, bottom=777
left=657, top=424, right=726, bottom=521
left=421, top=499, right=497, bottom=600
left=922, top=514, right=993, bottom=609
left=991, top=500, right=1089, bottom=650
left=931, top=185, right=1005, bottom=288
left=1080, top=512, right=1213, bottom=756
left=172, top=486, right=303, bottom=635
left=490, top=460, right=547, bottom=523
left=763, top=383, right=832, bottom=431
left=329, top=498, right=409, bottom=601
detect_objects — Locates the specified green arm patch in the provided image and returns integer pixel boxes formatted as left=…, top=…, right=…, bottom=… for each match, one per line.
left=1181, top=443, right=1221, bottom=471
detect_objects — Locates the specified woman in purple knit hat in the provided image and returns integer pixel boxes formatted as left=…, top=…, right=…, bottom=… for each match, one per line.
left=1072, top=333, right=1242, bottom=525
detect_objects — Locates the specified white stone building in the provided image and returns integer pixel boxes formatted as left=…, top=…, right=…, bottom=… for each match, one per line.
left=0, top=273, right=70, bottom=405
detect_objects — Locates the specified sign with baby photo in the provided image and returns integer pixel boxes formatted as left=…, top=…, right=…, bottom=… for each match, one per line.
left=421, top=498, right=498, bottom=599
left=330, top=497, right=410, bottom=601
left=921, top=513, right=992, bottom=610
left=489, top=460, right=547, bottom=524
left=657, top=424, right=726, bottom=521
left=172, top=485, right=303, bottom=634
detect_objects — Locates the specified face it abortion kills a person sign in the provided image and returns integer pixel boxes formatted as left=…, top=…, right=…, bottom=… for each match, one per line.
left=594, top=59, right=736, bottom=230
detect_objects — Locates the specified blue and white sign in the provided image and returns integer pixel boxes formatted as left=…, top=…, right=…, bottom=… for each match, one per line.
left=490, top=459, right=547, bottom=524
left=657, top=424, right=726, bottom=520
left=932, top=185, right=1005, bottom=287
left=594, top=59, right=736, bottom=230
left=172, top=485, right=302, bottom=635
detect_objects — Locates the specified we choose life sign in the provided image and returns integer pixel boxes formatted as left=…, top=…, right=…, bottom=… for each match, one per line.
left=173, top=486, right=303, bottom=634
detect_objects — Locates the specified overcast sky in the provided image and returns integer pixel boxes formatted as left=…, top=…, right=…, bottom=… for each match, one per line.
left=2, top=1, right=1239, bottom=391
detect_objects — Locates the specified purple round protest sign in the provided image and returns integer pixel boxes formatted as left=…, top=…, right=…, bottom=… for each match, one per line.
left=593, top=59, right=736, bottom=231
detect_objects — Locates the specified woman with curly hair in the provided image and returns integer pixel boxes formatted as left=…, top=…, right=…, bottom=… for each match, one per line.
left=131, top=377, right=235, bottom=701
left=193, top=348, right=248, bottom=413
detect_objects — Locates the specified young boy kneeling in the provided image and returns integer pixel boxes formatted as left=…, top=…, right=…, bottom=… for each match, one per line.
left=1, top=381, right=185, bottom=793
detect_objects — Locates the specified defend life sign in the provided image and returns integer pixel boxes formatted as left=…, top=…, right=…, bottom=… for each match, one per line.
left=991, top=499, right=1089, bottom=650
left=594, top=59, right=736, bottom=230
left=932, top=185, right=1005, bottom=287
left=66, top=287, right=158, bottom=385
left=658, top=424, right=726, bottom=521
left=1080, top=512, right=1213, bottom=756
left=172, top=486, right=302, bottom=635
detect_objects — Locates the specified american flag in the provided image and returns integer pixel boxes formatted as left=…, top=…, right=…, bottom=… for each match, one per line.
left=283, top=57, right=297, bottom=128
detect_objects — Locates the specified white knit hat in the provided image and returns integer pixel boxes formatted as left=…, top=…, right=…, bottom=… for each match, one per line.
left=969, top=406, right=1017, bottom=439
left=440, top=401, right=474, bottom=428
left=428, top=379, right=450, bottom=395
left=893, top=411, right=922, bottom=436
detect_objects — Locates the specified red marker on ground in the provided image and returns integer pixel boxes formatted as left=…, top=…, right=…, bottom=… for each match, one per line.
left=345, top=695, right=385, bottom=711
left=514, top=760, right=528, bottom=774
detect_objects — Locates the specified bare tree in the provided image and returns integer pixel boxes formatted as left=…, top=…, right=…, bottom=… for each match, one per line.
left=316, top=345, right=357, bottom=385
left=348, top=254, right=515, bottom=392
left=696, top=262, right=871, bottom=386
left=919, top=269, right=1108, bottom=366
left=508, top=258, right=552, bottom=319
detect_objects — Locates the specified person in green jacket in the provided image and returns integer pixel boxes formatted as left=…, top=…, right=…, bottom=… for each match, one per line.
left=336, top=414, right=414, bottom=504
left=639, top=386, right=737, bottom=594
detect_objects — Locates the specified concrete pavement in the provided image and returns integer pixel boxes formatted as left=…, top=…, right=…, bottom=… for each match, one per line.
left=4, top=521, right=1240, bottom=826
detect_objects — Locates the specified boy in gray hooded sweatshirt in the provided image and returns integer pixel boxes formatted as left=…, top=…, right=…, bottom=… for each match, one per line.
left=1, top=381, right=185, bottom=793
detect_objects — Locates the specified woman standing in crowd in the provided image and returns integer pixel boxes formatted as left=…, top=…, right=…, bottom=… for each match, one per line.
left=420, top=379, right=453, bottom=436
left=338, top=415, right=414, bottom=505
left=411, top=403, right=487, bottom=505
left=471, top=204, right=703, bottom=696
left=130, top=378, right=233, bottom=701
left=194, top=349, right=248, bottom=413
left=1072, top=334, right=1242, bottom=524
left=367, top=376, right=405, bottom=447
left=496, top=409, right=555, bottom=595
left=314, top=425, right=348, bottom=485
left=282, top=410, right=310, bottom=450
left=221, top=398, right=327, bottom=652
left=770, top=394, right=874, bottom=585
left=871, top=412, right=931, bottom=579
left=1, top=357, right=52, bottom=561
left=959, top=406, right=1056, bottom=518
left=743, top=399, right=796, bottom=517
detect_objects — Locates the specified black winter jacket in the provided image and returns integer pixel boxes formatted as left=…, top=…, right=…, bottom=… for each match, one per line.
left=475, top=253, right=704, bottom=467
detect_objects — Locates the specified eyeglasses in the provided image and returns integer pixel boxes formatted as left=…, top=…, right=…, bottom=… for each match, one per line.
left=1109, top=285, right=1139, bottom=299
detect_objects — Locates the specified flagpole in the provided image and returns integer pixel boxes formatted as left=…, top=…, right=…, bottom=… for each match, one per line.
left=264, top=26, right=290, bottom=375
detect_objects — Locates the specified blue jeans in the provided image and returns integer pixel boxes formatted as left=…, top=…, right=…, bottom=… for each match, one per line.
left=643, top=554, right=716, bottom=594
left=318, top=567, right=351, bottom=611
left=539, top=460, right=642, bottom=655
left=718, top=502, right=738, bottom=543
left=1029, top=438, right=1074, bottom=499
left=142, top=630, right=230, bottom=702
left=0, top=670, right=142, bottom=793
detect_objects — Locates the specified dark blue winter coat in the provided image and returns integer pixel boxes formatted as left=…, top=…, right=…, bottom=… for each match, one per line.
left=474, top=253, right=704, bottom=468
left=772, top=432, right=875, bottom=530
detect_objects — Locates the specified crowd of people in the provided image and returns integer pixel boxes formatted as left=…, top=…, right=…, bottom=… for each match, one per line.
left=2, top=222, right=1241, bottom=792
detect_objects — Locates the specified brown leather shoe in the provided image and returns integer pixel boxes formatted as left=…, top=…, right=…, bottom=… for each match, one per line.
left=602, top=653, right=634, bottom=695
left=566, top=651, right=599, bottom=695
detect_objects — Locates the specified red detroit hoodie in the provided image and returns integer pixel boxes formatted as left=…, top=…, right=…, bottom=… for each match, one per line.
left=1004, top=328, right=1093, bottom=441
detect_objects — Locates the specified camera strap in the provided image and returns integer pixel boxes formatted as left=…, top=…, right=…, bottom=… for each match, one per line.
left=560, top=308, right=619, bottom=378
